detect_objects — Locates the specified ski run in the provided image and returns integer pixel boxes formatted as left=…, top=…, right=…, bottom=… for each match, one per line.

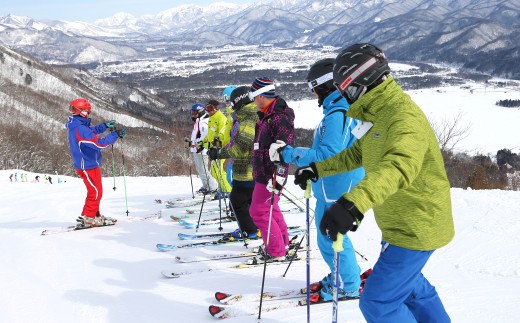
left=3, top=171, right=518, bottom=322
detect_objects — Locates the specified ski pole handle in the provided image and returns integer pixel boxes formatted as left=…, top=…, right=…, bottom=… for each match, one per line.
left=304, top=180, right=312, bottom=199
left=332, top=233, right=344, bottom=253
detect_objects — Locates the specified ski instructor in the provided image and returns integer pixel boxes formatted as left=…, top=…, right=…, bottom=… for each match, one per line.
left=294, top=43, right=454, bottom=322
left=66, top=98, right=126, bottom=228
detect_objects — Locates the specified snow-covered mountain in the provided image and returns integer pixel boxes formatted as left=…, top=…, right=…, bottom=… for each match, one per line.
left=1, top=0, right=519, bottom=78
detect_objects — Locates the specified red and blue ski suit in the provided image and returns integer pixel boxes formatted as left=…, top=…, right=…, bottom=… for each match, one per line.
left=66, top=115, right=119, bottom=218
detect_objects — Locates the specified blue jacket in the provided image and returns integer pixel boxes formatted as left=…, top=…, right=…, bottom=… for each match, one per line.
left=282, top=91, right=365, bottom=203
left=66, top=115, right=119, bottom=170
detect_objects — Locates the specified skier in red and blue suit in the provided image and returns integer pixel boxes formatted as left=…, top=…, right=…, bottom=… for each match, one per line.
left=66, top=98, right=125, bottom=228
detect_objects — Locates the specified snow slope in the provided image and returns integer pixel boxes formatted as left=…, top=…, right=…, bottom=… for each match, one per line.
left=1, top=171, right=520, bottom=323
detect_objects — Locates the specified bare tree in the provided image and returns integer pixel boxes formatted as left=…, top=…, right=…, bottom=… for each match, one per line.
left=428, top=111, right=471, bottom=153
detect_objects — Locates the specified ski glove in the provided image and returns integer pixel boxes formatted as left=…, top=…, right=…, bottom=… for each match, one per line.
left=293, top=163, right=318, bottom=190
left=105, top=120, right=116, bottom=128
left=213, top=138, right=223, bottom=149
left=320, top=197, right=364, bottom=241
left=267, top=175, right=286, bottom=194
left=208, top=147, right=220, bottom=160
left=115, top=127, right=126, bottom=139
left=269, top=140, right=286, bottom=164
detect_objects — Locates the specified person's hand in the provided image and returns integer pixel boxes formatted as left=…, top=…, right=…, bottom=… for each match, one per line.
left=184, top=138, right=192, bottom=149
left=319, top=197, right=364, bottom=241
left=105, top=120, right=116, bottom=129
left=208, top=147, right=219, bottom=160
left=293, top=163, right=318, bottom=190
left=114, top=127, right=126, bottom=139
left=269, top=140, right=286, bottom=163
left=267, top=175, right=286, bottom=194
left=213, top=137, right=223, bottom=149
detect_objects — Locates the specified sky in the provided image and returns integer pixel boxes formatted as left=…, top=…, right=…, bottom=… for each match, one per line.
left=0, top=0, right=252, bottom=23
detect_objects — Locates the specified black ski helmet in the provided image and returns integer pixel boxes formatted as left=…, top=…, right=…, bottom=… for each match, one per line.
left=306, top=58, right=335, bottom=107
left=229, top=86, right=253, bottom=112
left=333, top=43, right=390, bottom=105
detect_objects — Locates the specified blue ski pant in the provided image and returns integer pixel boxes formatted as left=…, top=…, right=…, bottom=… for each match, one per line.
left=316, top=200, right=361, bottom=294
left=360, top=241, right=450, bottom=323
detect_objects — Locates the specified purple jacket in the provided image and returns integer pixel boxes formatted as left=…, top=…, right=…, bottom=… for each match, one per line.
left=252, top=97, right=295, bottom=184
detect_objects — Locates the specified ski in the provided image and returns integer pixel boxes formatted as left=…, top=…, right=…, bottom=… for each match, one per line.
left=178, top=217, right=235, bottom=229
left=177, top=226, right=301, bottom=241
left=208, top=294, right=359, bottom=319
left=215, top=289, right=313, bottom=305
left=185, top=207, right=229, bottom=215
left=174, top=252, right=259, bottom=263
left=155, top=236, right=261, bottom=251
left=160, top=268, right=213, bottom=278
left=41, top=222, right=116, bottom=236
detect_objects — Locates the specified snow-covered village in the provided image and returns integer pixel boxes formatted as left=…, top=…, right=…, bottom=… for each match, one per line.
left=1, top=1, right=520, bottom=323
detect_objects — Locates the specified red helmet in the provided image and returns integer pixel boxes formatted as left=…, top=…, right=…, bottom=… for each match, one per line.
left=69, top=98, right=92, bottom=117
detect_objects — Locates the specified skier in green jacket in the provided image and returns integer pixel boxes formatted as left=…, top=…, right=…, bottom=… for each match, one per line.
left=294, top=43, right=454, bottom=323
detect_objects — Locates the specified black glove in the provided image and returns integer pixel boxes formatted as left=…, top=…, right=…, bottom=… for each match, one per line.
left=213, top=137, right=222, bottom=149
left=114, top=127, right=126, bottom=139
left=319, top=197, right=364, bottom=241
left=293, top=163, right=318, bottom=190
left=208, top=147, right=220, bottom=160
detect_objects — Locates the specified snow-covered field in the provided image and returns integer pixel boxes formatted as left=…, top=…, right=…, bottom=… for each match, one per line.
left=1, top=83, right=520, bottom=322
left=1, top=172, right=520, bottom=323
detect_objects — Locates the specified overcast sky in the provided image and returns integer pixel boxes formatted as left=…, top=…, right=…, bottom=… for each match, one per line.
left=0, top=0, right=252, bottom=23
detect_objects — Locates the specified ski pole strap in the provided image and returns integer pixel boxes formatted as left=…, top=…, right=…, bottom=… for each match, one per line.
left=304, top=180, right=312, bottom=199
left=332, top=233, right=344, bottom=253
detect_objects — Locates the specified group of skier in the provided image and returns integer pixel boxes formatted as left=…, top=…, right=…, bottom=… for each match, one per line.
left=9, top=173, right=56, bottom=184
left=192, top=43, right=455, bottom=322
left=66, top=42, right=454, bottom=322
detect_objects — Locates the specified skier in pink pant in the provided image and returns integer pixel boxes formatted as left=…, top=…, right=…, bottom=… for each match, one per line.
left=248, top=77, right=295, bottom=262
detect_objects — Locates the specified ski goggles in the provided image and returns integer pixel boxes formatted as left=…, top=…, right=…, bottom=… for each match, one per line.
left=248, top=84, right=275, bottom=100
left=307, top=72, right=333, bottom=93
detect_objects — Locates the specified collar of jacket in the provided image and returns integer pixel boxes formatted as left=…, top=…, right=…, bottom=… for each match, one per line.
left=322, top=90, right=347, bottom=114
left=347, top=76, right=396, bottom=123
left=257, top=96, right=288, bottom=120
left=71, top=114, right=91, bottom=126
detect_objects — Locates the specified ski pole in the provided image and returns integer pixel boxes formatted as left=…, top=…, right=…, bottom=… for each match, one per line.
left=195, top=150, right=212, bottom=231
left=258, top=164, right=283, bottom=320
left=185, top=140, right=195, bottom=199
left=305, top=181, right=312, bottom=323
left=211, top=147, right=247, bottom=247
left=111, top=145, right=117, bottom=191
left=283, top=208, right=316, bottom=277
left=280, top=190, right=306, bottom=212
left=120, top=140, right=129, bottom=216
left=195, top=191, right=207, bottom=232
left=332, top=233, right=344, bottom=323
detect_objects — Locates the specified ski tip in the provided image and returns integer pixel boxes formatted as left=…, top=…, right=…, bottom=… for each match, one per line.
left=156, top=244, right=173, bottom=251
left=208, top=305, right=226, bottom=318
left=214, top=292, right=232, bottom=302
